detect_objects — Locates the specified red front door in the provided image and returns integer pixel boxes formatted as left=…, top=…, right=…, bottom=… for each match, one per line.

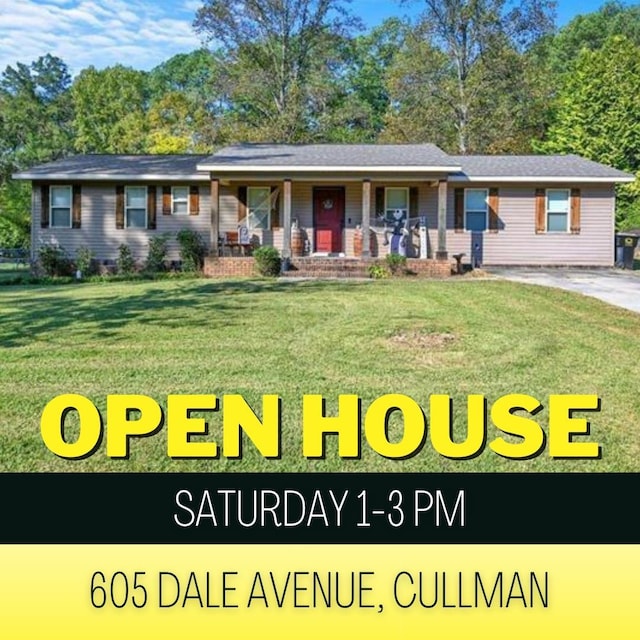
left=314, top=187, right=344, bottom=253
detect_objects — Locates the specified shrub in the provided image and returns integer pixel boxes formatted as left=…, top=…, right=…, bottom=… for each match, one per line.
left=38, top=245, right=73, bottom=277
left=368, top=263, right=389, bottom=279
left=177, top=229, right=207, bottom=272
left=385, top=252, right=408, bottom=275
left=75, top=247, right=96, bottom=277
left=145, top=234, right=170, bottom=273
left=117, top=244, right=136, bottom=275
left=253, top=246, right=281, bottom=277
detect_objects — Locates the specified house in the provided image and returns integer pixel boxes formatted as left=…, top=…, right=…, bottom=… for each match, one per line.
left=14, top=144, right=634, bottom=275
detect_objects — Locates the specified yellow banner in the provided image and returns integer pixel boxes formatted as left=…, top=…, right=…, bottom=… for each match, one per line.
left=1, top=545, right=637, bottom=639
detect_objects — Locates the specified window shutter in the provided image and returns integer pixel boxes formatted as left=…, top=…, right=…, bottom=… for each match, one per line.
left=115, top=185, right=124, bottom=229
left=40, top=184, right=50, bottom=228
left=147, top=185, right=157, bottom=230
left=409, top=186, right=419, bottom=218
left=271, top=186, right=281, bottom=228
left=162, top=186, right=172, bottom=215
left=189, top=186, right=200, bottom=216
left=72, top=184, right=82, bottom=229
left=454, top=188, right=464, bottom=233
left=488, top=187, right=499, bottom=233
left=238, top=186, right=247, bottom=223
left=570, top=188, right=581, bottom=234
left=375, top=187, right=384, bottom=216
left=535, top=188, right=545, bottom=234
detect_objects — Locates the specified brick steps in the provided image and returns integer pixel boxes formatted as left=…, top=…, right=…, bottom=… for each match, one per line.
left=204, top=256, right=451, bottom=278
left=282, top=258, right=372, bottom=279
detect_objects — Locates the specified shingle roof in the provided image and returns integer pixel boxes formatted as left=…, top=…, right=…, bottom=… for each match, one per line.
left=198, top=143, right=459, bottom=169
left=452, top=154, right=634, bottom=181
left=13, top=154, right=210, bottom=180
left=12, top=148, right=635, bottom=183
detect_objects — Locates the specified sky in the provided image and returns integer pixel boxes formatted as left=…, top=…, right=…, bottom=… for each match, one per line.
left=0, top=0, right=621, bottom=76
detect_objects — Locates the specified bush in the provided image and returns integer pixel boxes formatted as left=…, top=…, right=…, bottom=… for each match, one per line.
left=177, top=229, right=207, bottom=272
left=117, top=244, right=136, bottom=275
left=38, top=245, right=73, bottom=277
left=145, top=234, right=170, bottom=273
left=385, top=252, right=408, bottom=275
left=253, top=246, right=281, bottom=277
left=75, top=247, right=96, bottom=277
left=368, top=263, right=389, bottom=279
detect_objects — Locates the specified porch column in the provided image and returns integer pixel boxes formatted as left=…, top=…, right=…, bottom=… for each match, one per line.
left=210, top=177, right=219, bottom=256
left=361, top=179, right=371, bottom=257
left=282, top=178, right=292, bottom=259
left=436, top=179, right=448, bottom=260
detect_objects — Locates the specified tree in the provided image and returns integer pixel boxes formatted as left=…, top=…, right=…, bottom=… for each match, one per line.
left=71, top=65, right=149, bottom=153
left=543, top=1, right=640, bottom=76
left=0, top=54, right=73, bottom=175
left=390, top=0, right=555, bottom=153
left=0, top=55, right=73, bottom=248
left=193, top=0, right=361, bottom=141
left=538, top=36, right=640, bottom=228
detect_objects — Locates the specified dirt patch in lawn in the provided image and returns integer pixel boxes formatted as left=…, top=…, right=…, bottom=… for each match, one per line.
left=388, top=330, right=457, bottom=349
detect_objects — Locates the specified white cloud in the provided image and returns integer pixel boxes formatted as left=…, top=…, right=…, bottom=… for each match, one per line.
left=0, top=0, right=204, bottom=75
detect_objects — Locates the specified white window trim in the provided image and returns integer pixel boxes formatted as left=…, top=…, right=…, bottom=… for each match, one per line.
left=171, top=186, right=190, bottom=215
left=49, top=185, right=72, bottom=229
left=384, top=187, right=409, bottom=215
left=125, top=185, right=148, bottom=229
left=247, top=186, right=272, bottom=230
left=545, top=188, right=570, bottom=233
left=464, top=188, right=488, bottom=231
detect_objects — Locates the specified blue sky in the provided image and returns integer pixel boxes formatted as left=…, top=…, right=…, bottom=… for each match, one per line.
left=0, top=0, right=620, bottom=75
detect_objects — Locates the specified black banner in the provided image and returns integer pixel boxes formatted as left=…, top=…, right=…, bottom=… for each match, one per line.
left=1, top=472, right=636, bottom=544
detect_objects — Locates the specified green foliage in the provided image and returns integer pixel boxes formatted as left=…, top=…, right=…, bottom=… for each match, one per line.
left=71, top=65, right=149, bottom=153
left=38, top=245, right=73, bottom=277
left=0, top=54, right=74, bottom=177
left=0, top=180, right=31, bottom=248
left=253, top=246, right=281, bottom=277
left=544, top=1, right=640, bottom=76
left=194, top=0, right=362, bottom=142
left=75, top=247, right=96, bottom=276
left=144, top=235, right=170, bottom=273
left=385, top=253, right=408, bottom=275
left=368, top=263, right=389, bottom=279
left=176, top=229, right=207, bottom=272
left=537, top=35, right=640, bottom=228
left=116, top=244, right=136, bottom=275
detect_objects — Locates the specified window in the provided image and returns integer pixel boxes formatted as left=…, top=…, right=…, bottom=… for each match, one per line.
left=465, top=189, right=488, bottom=231
left=385, top=187, right=409, bottom=218
left=546, top=189, right=569, bottom=232
left=247, top=186, right=271, bottom=229
left=50, top=186, right=72, bottom=228
left=172, top=186, right=189, bottom=215
left=125, top=186, right=147, bottom=228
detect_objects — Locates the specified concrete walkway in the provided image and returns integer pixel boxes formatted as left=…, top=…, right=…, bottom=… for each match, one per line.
left=487, top=267, right=640, bottom=314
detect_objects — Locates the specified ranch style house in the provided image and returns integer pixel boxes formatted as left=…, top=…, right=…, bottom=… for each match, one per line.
left=14, top=143, right=635, bottom=276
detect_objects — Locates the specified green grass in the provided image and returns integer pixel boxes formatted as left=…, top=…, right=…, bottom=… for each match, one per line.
left=0, top=262, right=29, bottom=283
left=1, top=277, right=639, bottom=472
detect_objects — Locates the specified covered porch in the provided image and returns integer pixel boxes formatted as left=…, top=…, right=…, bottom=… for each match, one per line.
left=207, top=176, right=451, bottom=262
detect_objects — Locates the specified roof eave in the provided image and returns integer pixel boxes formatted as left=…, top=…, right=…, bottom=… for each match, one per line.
left=449, top=175, right=635, bottom=184
left=197, top=164, right=463, bottom=173
left=12, top=173, right=209, bottom=181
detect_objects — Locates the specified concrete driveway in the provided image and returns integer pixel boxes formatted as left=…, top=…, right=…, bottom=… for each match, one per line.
left=487, top=267, right=640, bottom=314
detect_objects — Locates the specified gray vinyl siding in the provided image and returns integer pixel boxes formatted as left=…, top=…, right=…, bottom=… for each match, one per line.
left=32, top=180, right=617, bottom=266
left=433, top=184, right=615, bottom=266
left=33, top=182, right=211, bottom=263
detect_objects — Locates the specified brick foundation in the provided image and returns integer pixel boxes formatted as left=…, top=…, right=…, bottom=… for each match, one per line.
left=204, top=256, right=452, bottom=278
left=204, top=257, right=257, bottom=277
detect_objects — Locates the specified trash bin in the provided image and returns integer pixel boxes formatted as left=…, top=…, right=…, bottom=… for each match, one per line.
left=615, top=233, right=639, bottom=269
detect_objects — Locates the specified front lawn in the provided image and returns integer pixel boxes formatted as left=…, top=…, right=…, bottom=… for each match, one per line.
left=1, top=277, right=639, bottom=471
